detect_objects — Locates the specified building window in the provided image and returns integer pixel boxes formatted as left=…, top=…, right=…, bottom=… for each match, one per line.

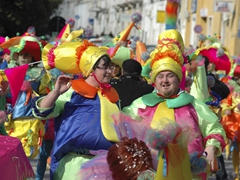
left=191, top=0, right=198, bottom=13
left=220, top=20, right=226, bottom=44
left=207, top=16, right=213, bottom=36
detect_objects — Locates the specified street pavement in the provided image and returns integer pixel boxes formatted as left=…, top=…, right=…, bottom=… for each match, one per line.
left=28, top=153, right=235, bottom=180
left=208, top=153, right=235, bottom=180
left=28, top=158, right=50, bottom=180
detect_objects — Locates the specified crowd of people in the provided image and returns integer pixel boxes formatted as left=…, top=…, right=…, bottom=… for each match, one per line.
left=0, top=1, right=240, bottom=180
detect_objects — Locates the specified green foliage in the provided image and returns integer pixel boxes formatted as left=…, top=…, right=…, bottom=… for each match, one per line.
left=0, top=0, right=63, bottom=37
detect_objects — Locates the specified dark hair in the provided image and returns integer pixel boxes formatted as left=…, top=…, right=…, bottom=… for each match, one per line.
left=122, top=59, right=142, bottom=75
left=107, top=137, right=153, bottom=180
left=93, top=55, right=111, bottom=70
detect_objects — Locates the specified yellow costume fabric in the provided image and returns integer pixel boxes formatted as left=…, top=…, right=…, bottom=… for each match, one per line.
left=153, top=102, right=192, bottom=180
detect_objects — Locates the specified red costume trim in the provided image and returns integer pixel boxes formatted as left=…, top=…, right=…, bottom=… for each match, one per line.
left=203, top=134, right=226, bottom=151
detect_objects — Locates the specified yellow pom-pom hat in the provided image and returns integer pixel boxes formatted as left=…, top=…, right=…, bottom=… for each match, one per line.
left=42, top=39, right=109, bottom=76
left=151, top=30, right=185, bottom=82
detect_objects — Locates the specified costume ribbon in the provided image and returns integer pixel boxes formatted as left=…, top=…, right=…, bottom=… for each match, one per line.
left=152, top=102, right=192, bottom=179
left=92, top=73, right=111, bottom=95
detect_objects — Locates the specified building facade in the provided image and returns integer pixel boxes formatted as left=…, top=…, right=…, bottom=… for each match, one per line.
left=55, top=0, right=240, bottom=56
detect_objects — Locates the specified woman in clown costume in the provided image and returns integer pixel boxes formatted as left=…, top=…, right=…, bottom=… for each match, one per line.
left=32, top=37, right=120, bottom=180
left=1, top=35, right=47, bottom=158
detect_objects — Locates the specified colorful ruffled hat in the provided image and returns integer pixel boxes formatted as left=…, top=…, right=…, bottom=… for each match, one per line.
left=194, top=34, right=232, bottom=75
left=145, top=0, right=185, bottom=83
left=42, top=38, right=109, bottom=76
left=150, top=29, right=185, bottom=82
left=12, top=36, right=43, bottom=61
left=0, top=35, right=43, bottom=61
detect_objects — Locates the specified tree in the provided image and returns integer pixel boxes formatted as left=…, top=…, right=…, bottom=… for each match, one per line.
left=0, top=0, right=63, bottom=37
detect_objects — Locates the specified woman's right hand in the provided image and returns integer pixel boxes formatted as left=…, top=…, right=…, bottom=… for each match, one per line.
left=54, top=75, right=72, bottom=95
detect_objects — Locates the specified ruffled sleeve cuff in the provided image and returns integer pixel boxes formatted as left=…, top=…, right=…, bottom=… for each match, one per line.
left=204, top=134, right=226, bottom=156
left=32, top=96, right=55, bottom=119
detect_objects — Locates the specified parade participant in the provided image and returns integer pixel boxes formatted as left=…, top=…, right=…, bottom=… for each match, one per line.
left=221, top=59, right=240, bottom=180
left=32, top=38, right=120, bottom=180
left=0, top=36, right=11, bottom=69
left=2, top=35, right=46, bottom=159
left=110, top=59, right=154, bottom=109
left=188, top=54, right=229, bottom=180
left=193, top=34, right=232, bottom=180
left=122, top=29, right=226, bottom=180
left=203, top=56, right=230, bottom=180
left=0, top=52, right=8, bottom=69
left=7, top=35, right=45, bottom=116
left=110, top=62, right=121, bottom=78
left=204, top=56, right=230, bottom=101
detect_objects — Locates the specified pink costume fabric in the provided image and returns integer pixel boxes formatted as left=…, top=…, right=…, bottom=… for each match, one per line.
left=138, top=104, right=204, bottom=154
left=138, top=104, right=207, bottom=179
left=0, top=135, right=35, bottom=180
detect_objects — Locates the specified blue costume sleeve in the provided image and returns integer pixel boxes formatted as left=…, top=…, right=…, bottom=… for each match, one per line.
left=32, top=88, right=74, bottom=120
left=0, top=60, right=8, bottom=70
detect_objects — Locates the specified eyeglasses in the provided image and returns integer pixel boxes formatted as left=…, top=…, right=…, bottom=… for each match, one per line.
left=96, top=65, right=114, bottom=71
